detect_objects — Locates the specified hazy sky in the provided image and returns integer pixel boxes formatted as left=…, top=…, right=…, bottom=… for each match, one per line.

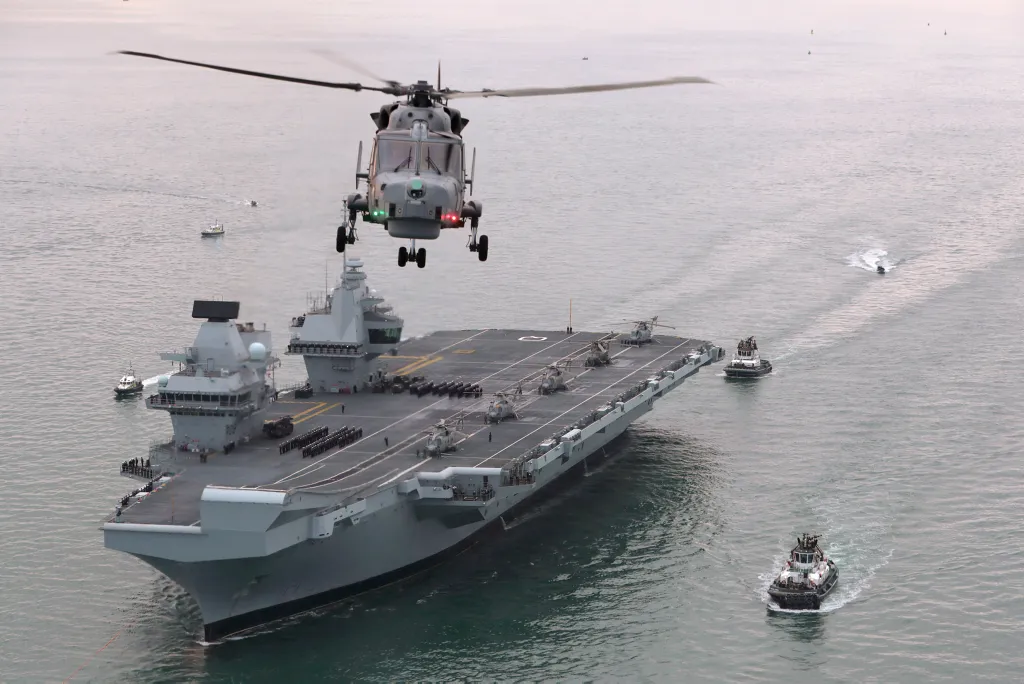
left=4, top=0, right=1023, bottom=35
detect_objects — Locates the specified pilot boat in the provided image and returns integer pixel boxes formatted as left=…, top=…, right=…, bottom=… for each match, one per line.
left=723, top=336, right=772, bottom=378
left=767, top=533, right=839, bottom=610
left=201, top=222, right=225, bottom=237
left=114, top=363, right=144, bottom=396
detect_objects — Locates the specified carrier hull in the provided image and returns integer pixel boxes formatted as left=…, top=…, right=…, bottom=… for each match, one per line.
left=103, top=272, right=724, bottom=640
left=156, top=411, right=637, bottom=642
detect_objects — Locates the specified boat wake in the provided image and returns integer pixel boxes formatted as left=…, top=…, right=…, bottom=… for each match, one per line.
left=847, top=247, right=900, bottom=273
left=757, top=521, right=894, bottom=614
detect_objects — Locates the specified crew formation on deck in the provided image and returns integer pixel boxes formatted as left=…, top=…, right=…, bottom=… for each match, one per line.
left=301, top=426, right=364, bottom=458
left=121, top=457, right=154, bottom=480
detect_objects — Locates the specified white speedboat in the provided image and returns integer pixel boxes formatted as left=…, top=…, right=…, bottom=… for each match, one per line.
left=201, top=222, right=224, bottom=237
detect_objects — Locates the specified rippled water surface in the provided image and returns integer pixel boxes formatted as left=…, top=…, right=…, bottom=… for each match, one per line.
left=2, top=1, right=1023, bottom=681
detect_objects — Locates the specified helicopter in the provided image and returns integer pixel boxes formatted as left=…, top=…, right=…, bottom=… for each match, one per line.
left=115, top=50, right=713, bottom=269
left=486, top=391, right=522, bottom=424
left=583, top=339, right=612, bottom=367
left=423, top=419, right=468, bottom=457
left=619, top=316, right=675, bottom=346
left=538, top=361, right=572, bottom=395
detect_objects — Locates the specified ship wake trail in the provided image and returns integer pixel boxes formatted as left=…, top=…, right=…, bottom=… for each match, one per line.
left=847, top=246, right=898, bottom=273
left=776, top=181, right=1024, bottom=362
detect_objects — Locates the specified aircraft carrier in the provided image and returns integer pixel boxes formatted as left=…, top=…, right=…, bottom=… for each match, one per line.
left=103, top=258, right=724, bottom=641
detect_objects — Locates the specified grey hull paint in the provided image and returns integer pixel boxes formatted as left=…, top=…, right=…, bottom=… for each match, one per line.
left=137, top=395, right=652, bottom=640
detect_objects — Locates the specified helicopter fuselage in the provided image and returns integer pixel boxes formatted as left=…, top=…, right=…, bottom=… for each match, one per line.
left=342, top=95, right=485, bottom=267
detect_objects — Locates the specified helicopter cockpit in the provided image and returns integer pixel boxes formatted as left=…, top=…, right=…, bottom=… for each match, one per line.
left=375, top=138, right=462, bottom=177
left=420, top=141, right=462, bottom=177
left=376, top=139, right=416, bottom=173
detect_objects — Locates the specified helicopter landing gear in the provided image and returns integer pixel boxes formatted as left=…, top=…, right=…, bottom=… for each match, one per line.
left=336, top=221, right=357, bottom=253
left=398, top=241, right=426, bottom=268
left=467, top=218, right=488, bottom=262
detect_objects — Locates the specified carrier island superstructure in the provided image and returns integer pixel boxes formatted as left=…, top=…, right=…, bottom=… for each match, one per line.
left=104, top=258, right=724, bottom=641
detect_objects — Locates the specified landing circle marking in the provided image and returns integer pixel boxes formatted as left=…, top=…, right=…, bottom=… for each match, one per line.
left=519, top=336, right=547, bottom=342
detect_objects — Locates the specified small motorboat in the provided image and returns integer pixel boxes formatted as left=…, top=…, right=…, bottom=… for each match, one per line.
left=877, top=264, right=886, bottom=274
left=723, top=336, right=772, bottom=378
left=114, top=363, right=144, bottom=396
left=767, top=533, right=839, bottom=610
left=201, top=222, right=225, bottom=237
left=249, top=200, right=258, bottom=207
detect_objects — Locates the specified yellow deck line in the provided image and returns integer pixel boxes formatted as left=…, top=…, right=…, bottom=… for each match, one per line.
left=396, top=356, right=443, bottom=376
left=286, top=402, right=328, bottom=420
left=294, top=402, right=340, bottom=424
left=391, top=356, right=429, bottom=375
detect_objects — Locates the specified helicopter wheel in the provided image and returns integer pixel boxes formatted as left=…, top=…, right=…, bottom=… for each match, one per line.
left=416, top=248, right=426, bottom=269
left=398, top=246, right=408, bottom=267
left=336, top=225, right=347, bottom=253
left=477, top=235, right=489, bottom=262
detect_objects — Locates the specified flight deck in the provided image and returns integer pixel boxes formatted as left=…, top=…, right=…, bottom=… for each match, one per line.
left=118, top=329, right=708, bottom=527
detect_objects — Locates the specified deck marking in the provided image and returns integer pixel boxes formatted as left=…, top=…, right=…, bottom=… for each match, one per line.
left=294, top=402, right=340, bottom=424
left=474, top=339, right=691, bottom=466
left=396, top=355, right=443, bottom=376
left=391, top=356, right=429, bottom=375
left=280, top=332, right=588, bottom=490
left=392, top=329, right=494, bottom=375
left=289, top=402, right=328, bottom=420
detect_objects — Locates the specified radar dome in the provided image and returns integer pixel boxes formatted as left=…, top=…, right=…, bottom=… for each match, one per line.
left=157, top=375, right=170, bottom=387
left=249, top=342, right=267, bottom=361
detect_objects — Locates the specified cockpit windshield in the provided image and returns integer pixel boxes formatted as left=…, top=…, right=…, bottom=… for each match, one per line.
left=419, top=142, right=463, bottom=177
left=377, top=139, right=416, bottom=173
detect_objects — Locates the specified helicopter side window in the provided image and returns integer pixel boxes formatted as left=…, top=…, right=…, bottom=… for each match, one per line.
left=420, top=142, right=462, bottom=177
left=377, top=140, right=416, bottom=173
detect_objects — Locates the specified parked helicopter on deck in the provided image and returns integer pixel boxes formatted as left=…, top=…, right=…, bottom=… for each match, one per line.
left=486, top=390, right=522, bottom=424
left=116, top=50, right=713, bottom=269
left=619, top=316, right=675, bottom=346
left=423, top=419, right=468, bottom=457
left=538, top=361, right=573, bottom=395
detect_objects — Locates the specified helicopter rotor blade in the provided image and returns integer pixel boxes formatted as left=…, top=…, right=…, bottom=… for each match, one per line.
left=446, top=75, right=713, bottom=99
left=116, top=51, right=397, bottom=94
left=309, top=48, right=402, bottom=89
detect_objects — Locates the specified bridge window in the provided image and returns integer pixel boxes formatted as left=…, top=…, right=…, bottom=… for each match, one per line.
left=377, top=140, right=416, bottom=172
left=368, top=327, right=401, bottom=344
left=420, top=142, right=462, bottom=176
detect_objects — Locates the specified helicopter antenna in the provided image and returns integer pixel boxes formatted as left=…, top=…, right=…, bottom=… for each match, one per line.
left=437, top=61, right=442, bottom=91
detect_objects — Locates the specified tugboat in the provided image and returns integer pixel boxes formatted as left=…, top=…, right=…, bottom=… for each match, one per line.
left=723, top=336, right=772, bottom=378
left=201, top=221, right=225, bottom=237
left=768, top=534, right=839, bottom=610
left=114, top=363, right=144, bottom=397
